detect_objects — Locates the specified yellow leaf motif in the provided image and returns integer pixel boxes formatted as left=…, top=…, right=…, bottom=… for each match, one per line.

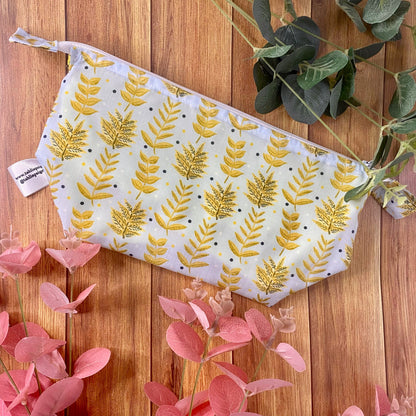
left=218, top=264, right=242, bottom=292
left=47, top=120, right=88, bottom=161
left=109, top=237, right=128, bottom=254
left=173, top=143, right=209, bottom=180
left=276, top=209, right=301, bottom=252
left=81, top=51, right=114, bottom=74
left=71, top=207, right=95, bottom=239
left=301, top=142, right=329, bottom=157
left=132, top=151, right=160, bottom=199
left=255, top=294, right=271, bottom=305
left=229, top=207, right=265, bottom=263
left=296, top=234, right=335, bottom=287
left=221, top=137, right=246, bottom=182
left=264, top=131, right=290, bottom=172
left=228, top=113, right=258, bottom=137
left=162, top=81, right=192, bottom=97
left=342, top=243, right=353, bottom=267
left=194, top=99, right=220, bottom=142
left=203, top=182, right=237, bottom=220
left=141, top=96, right=181, bottom=154
left=245, top=171, right=278, bottom=208
left=121, top=66, right=149, bottom=111
left=77, top=147, right=119, bottom=205
left=98, top=110, right=137, bottom=149
left=44, top=159, right=63, bottom=200
left=155, top=180, right=193, bottom=234
left=144, top=234, right=168, bottom=266
left=177, top=219, right=216, bottom=273
left=108, top=200, right=146, bottom=238
left=314, top=197, right=351, bottom=234
left=330, top=156, right=358, bottom=197
left=254, top=257, right=289, bottom=295
left=71, top=73, right=101, bottom=120
left=400, top=193, right=416, bottom=217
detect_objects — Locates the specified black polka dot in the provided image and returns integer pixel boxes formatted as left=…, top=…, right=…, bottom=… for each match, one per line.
left=327, top=273, right=331, bottom=276
left=231, top=128, right=235, bottom=133
left=88, top=148, right=92, bottom=152
left=112, top=89, right=117, bottom=93
left=211, top=141, right=215, bottom=145
left=84, top=66, right=89, bottom=70
left=390, top=200, right=394, bottom=204
left=289, top=167, right=293, bottom=171
left=210, top=177, right=214, bottom=181
left=149, top=218, right=153, bottom=222
left=320, top=172, right=324, bottom=175
left=290, top=274, right=295, bottom=277
left=144, top=145, right=148, bottom=149
left=113, top=184, right=118, bottom=188
left=80, top=201, right=85, bottom=205
left=176, top=140, right=180, bottom=144
left=58, top=115, right=62, bottom=118
left=315, top=196, right=319, bottom=200
left=214, top=242, right=218, bottom=246
left=229, top=258, right=234, bottom=262
left=198, top=195, right=202, bottom=199
left=238, top=208, right=242, bottom=212
left=149, top=107, right=153, bottom=111
left=338, top=249, right=342, bottom=252
left=63, top=79, right=66, bottom=83
left=61, top=185, right=65, bottom=189
left=304, top=226, right=307, bottom=230
left=43, top=134, right=47, bottom=138
left=260, top=242, right=264, bottom=245
left=162, top=170, right=167, bottom=173
left=182, top=114, right=186, bottom=118
left=129, top=254, right=133, bottom=257
left=180, top=266, right=184, bottom=270
left=351, top=230, right=355, bottom=234
left=188, top=219, right=192, bottom=223
left=256, top=153, right=260, bottom=156
left=285, top=202, right=289, bottom=206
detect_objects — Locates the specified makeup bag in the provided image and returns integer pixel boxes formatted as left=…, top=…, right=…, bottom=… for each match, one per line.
left=10, top=28, right=409, bottom=306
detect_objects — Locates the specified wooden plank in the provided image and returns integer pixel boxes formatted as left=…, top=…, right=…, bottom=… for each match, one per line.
left=230, top=0, right=312, bottom=414
left=65, top=1, right=152, bottom=414
left=382, top=5, right=416, bottom=402
left=308, top=1, right=387, bottom=414
left=0, top=0, right=66, bottom=375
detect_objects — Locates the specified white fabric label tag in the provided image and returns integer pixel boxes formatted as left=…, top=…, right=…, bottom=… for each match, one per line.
left=8, top=158, right=49, bottom=197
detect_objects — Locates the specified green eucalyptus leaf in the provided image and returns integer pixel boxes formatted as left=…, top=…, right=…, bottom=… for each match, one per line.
left=386, top=151, right=413, bottom=168
left=354, top=42, right=385, bottom=60
left=349, top=0, right=363, bottom=4
left=255, top=77, right=282, bottom=114
left=274, top=17, right=321, bottom=59
left=389, top=73, right=416, bottom=119
left=338, top=56, right=356, bottom=101
left=371, top=1, right=410, bottom=41
left=390, top=116, right=416, bottom=134
left=281, top=74, right=330, bottom=124
left=401, top=65, right=416, bottom=75
left=297, top=51, right=349, bottom=90
left=252, top=44, right=293, bottom=59
left=253, top=0, right=276, bottom=44
left=285, top=0, right=297, bottom=20
left=336, top=0, right=367, bottom=32
left=412, top=26, right=416, bottom=49
left=253, top=61, right=273, bottom=92
left=371, top=134, right=393, bottom=168
left=275, top=45, right=316, bottom=73
left=344, top=177, right=374, bottom=201
left=363, top=0, right=402, bottom=24
left=329, top=79, right=343, bottom=119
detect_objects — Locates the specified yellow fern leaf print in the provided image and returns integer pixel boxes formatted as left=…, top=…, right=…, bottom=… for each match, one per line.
left=173, top=143, right=209, bottom=180
left=330, top=156, right=358, bottom=197
left=342, top=243, right=353, bottom=267
left=245, top=171, right=278, bottom=208
left=81, top=51, right=114, bottom=74
left=47, top=120, right=88, bottom=160
left=228, top=113, right=258, bottom=137
left=296, top=234, right=335, bottom=287
left=44, top=159, right=63, bottom=200
left=108, top=200, right=146, bottom=238
left=121, top=66, right=149, bottom=111
left=162, top=81, right=192, bottom=97
left=314, top=197, right=351, bottom=234
left=132, top=151, right=160, bottom=198
left=255, top=294, right=271, bottom=305
left=71, top=207, right=95, bottom=239
left=301, top=142, right=329, bottom=156
left=177, top=219, right=216, bottom=273
left=155, top=180, right=193, bottom=234
left=109, top=237, right=128, bottom=254
left=254, top=257, right=289, bottom=295
left=400, top=193, right=416, bottom=217
left=98, top=110, right=137, bottom=149
left=71, top=73, right=101, bottom=120
left=194, top=98, right=220, bottom=143
left=144, top=234, right=168, bottom=266
left=77, top=147, right=119, bottom=205
left=221, top=137, right=246, bottom=182
left=203, top=182, right=237, bottom=220
left=228, top=208, right=265, bottom=263
left=276, top=209, right=301, bottom=252
left=218, top=264, right=242, bottom=291
left=141, top=96, right=181, bottom=153
left=264, top=131, right=290, bottom=172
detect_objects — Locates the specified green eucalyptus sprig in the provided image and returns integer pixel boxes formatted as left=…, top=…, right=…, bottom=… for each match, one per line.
left=209, top=0, right=416, bottom=206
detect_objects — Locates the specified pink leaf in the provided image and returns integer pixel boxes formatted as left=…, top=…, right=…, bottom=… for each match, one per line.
left=35, top=350, right=68, bottom=379
left=144, top=382, right=178, bottom=407
left=31, top=377, right=84, bottom=416
left=15, top=336, right=65, bottom=363
left=0, top=400, right=12, bottom=416
left=158, top=296, right=196, bottom=324
left=8, top=364, right=35, bottom=411
left=274, top=343, right=306, bottom=372
left=0, top=369, right=38, bottom=401
left=245, top=378, right=292, bottom=396
left=375, top=385, right=391, bottom=416
left=206, top=342, right=249, bottom=360
left=166, top=321, right=204, bottom=362
left=156, top=406, right=182, bottom=416
left=218, top=317, right=252, bottom=343
left=214, top=362, right=248, bottom=390
left=341, top=406, right=365, bottom=416
left=189, top=299, right=216, bottom=330
left=0, top=312, right=9, bottom=345
left=176, top=390, right=209, bottom=413
left=73, top=348, right=111, bottom=379
left=2, top=322, right=49, bottom=356
left=0, top=241, right=41, bottom=278
left=209, top=375, right=246, bottom=416
left=230, top=413, right=263, bottom=416
left=244, top=309, right=273, bottom=344
left=189, top=401, right=214, bottom=416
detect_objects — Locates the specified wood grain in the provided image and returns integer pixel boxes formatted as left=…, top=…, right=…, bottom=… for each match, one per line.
left=0, top=0, right=415, bottom=415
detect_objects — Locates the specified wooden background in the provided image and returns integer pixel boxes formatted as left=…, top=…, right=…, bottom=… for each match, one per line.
left=1, top=0, right=415, bottom=414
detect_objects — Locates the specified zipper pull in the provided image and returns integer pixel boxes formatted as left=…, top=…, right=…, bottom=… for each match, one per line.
left=9, top=28, right=59, bottom=52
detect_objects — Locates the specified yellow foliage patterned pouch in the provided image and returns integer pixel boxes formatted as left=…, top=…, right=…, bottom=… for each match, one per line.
left=10, top=28, right=372, bottom=306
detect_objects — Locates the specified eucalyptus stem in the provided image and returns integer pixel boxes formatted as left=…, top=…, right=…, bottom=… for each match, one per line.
left=224, top=0, right=257, bottom=27
left=357, top=98, right=391, bottom=123
left=178, top=359, right=187, bottom=400
left=15, top=278, right=28, bottom=336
